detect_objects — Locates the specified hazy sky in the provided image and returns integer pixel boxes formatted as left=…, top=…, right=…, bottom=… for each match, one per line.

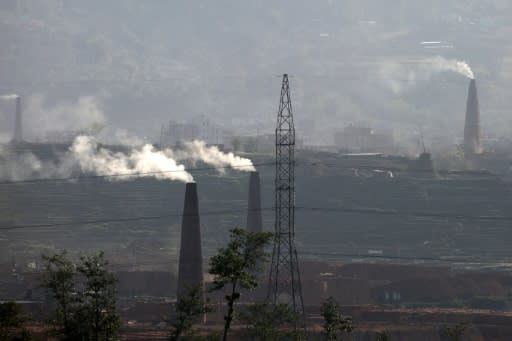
left=1, top=0, right=512, bottom=148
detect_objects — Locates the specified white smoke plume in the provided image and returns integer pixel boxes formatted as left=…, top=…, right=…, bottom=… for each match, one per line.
left=0, top=136, right=256, bottom=182
left=423, top=56, right=474, bottom=79
left=70, top=136, right=193, bottom=182
left=0, top=94, right=19, bottom=100
left=378, top=56, right=475, bottom=94
left=181, top=140, right=256, bottom=172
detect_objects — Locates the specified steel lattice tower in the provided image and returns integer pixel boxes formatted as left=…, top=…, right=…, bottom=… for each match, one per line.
left=267, top=74, right=305, bottom=322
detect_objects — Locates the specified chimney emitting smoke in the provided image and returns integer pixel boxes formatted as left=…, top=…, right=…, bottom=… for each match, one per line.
left=177, top=182, right=203, bottom=297
left=246, top=171, right=262, bottom=233
left=464, top=79, right=481, bottom=156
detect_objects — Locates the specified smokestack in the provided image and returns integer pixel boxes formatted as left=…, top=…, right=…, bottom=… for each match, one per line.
left=177, top=182, right=203, bottom=297
left=246, top=171, right=262, bottom=233
left=464, top=79, right=480, bottom=155
left=13, top=96, right=22, bottom=142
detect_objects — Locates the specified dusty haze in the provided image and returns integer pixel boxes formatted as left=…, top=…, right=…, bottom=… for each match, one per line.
left=1, top=1, right=512, bottom=149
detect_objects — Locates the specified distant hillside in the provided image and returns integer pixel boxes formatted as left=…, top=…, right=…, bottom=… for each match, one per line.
left=1, top=0, right=512, bottom=144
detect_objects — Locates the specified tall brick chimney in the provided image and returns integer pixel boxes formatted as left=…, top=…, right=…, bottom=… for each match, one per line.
left=464, top=79, right=480, bottom=156
left=177, top=182, right=203, bottom=297
left=246, top=171, right=262, bottom=233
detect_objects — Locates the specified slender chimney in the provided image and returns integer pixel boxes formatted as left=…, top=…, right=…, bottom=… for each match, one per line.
left=246, top=171, right=262, bottom=233
left=464, top=79, right=480, bottom=155
left=177, top=182, right=203, bottom=297
left=13, top=96, right=22, bottom=142
left=246, top=171, right=265, bottom=301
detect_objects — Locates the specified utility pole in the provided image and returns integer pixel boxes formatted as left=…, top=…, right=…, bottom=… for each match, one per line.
left=267, top=74, right=305, bottom=328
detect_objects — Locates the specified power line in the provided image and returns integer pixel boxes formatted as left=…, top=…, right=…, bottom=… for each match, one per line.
left=97, top=252, right=512, bottom=269
left=299, top=251, right=512, bottom=266
left=111, top=255, right=512, bottom=269
left=0, top=159, right=506, bottom=186
left=1, top=215, right=164, bottom=231
left=296, top=206, right=512, bottom=222
left=4, top=204, right=512, bottom=231
left=1, top=74, right=272, bottom=87
left=0, top=72, right=478, bottom=88
left=0, top=207, right=275, bottom=231
left=4, top=216, right=509, bottom=267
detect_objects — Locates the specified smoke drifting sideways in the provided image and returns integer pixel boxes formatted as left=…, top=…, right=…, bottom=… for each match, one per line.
left=181, top=140, right=256, bottom=172
left=0, top=136, right=256, bottom=182
left=424, top=56, right=474, bottom=79
left=0, top=94, right=256, bottom=182
left=378, top=55, right=474, bottom=94
left=71, top=136, right=193, bottom=182
left=70, top=137, right=256, bottom=181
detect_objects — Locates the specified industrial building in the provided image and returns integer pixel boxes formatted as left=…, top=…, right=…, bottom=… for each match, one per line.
left=333, top=125, right=395, bottom=154
left=161, top=116, right=225, bottom=147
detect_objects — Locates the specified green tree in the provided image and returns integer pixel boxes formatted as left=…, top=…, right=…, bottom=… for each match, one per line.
left=208, top=228, right=273, bottom=341
left=320, top=297, right=353, bottom=341
left=41, top=250, right=120, bottom=341
left=169, top=285, right=210, bottom=341
left=440, top=322, right=468, bottom=341
left=77, top=251, right=121, bottom=341
left=0, top=301, right=30, bottom=340
left=238, top=302, right=300, bottom=341
left=41, top=250, right=78, bottom=339
left=376, top=331, right=390, bottom=341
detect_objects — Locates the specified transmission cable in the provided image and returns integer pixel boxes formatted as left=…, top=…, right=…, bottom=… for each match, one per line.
left=0, top=159, right=507, bottom=185
left=5, top=204, right=512, bottom=231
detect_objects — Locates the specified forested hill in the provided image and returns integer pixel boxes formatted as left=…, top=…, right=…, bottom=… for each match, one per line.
left=1, top=1, right=512, bottom=143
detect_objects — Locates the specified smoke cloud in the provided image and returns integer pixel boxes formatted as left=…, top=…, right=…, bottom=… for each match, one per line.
left=182, top=140, right=256, bottom=172
left=0, top=146, right=74, bottom=182
left=423, top=56, right=474, bottom=79
left=24, top=95, right=106, bottom=140
left=0, top=94, right=19, bottom=100
left=378, top=56, right=475, bottom=94
left=70, top=136, right=193, bottom=182
left=0, top=149, right=41, bottom=181
left=0, top=135, right=256, bottom=182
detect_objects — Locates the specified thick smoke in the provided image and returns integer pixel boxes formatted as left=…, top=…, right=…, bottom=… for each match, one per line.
left=70, top=136, right=193, bottom=182
left=181, top=140, right=256, bottom=172
left=0, top=92, right=255, bottom=181
left=0, top=136, right=257, bottom=182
